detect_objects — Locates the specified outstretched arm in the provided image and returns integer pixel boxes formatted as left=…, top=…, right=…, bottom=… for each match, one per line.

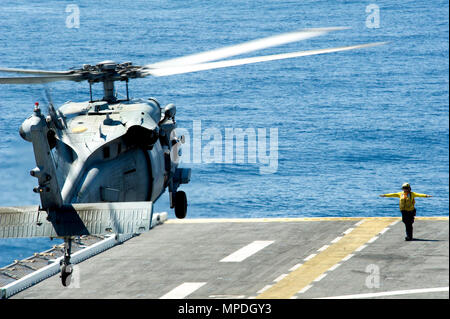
left=379, top=192, right=401, bottom=198
left=412, top=192, right=432, bottom=198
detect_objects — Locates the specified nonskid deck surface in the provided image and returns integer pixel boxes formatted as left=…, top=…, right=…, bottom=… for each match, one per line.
left=9, top=217, right=449, bottom=299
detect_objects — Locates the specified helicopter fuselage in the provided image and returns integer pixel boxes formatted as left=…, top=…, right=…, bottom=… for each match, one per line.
left=19, top=97, right=188, bottom=211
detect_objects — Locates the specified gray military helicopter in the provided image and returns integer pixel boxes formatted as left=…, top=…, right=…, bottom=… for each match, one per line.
left=0, top=27, right=384, bottom=286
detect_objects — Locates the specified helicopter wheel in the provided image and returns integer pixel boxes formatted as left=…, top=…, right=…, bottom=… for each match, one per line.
left=60, top=264, right=73, bottom=287
left=174, top=191, right=187, bottom=219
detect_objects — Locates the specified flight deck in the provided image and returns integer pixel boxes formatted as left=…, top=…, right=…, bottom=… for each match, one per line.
left=4, top=216, right=449, bottom=299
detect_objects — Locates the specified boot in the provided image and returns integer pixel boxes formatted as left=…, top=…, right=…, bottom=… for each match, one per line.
left=405, top=224, right=413, bottom=241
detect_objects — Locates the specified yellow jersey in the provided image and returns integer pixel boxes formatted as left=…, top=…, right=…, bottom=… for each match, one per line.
left=382, top=192, right=429, bottom=211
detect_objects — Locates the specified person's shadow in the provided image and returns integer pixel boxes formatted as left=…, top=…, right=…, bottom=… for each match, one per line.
left=412, top=238, right=443, bottom=242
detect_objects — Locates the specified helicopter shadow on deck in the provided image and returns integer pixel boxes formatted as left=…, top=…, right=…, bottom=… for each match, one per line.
left=47, top=206, right=90, bottom=237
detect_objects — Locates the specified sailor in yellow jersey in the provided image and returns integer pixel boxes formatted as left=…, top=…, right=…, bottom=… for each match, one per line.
left=380, top=183, right=432, bottom=241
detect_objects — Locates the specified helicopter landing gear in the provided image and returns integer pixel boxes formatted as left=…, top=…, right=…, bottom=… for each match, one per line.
left=174, top=191, right=187, bottom=219
left=60, top=237, right=73, bottom=287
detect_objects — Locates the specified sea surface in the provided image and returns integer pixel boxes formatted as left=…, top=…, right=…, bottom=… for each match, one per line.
left=0, top=0, right=448, bottom=267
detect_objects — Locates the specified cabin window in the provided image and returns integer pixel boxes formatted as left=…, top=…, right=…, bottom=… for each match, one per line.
left=47, top=130, right=57, bottom=149
left=103, top=146, right=110, bottom=159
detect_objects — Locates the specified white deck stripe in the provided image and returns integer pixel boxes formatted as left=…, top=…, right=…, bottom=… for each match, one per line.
left=318, top=245, right=330, bottom=252
left=328, top=263, right=342, bottom=272
left=343, top=228, right=354, bottom=235
left=313, top=273, right=327, bottom=282
left=317, top=287, right=449, bottom=299
left=341, top=254, right=354, bottom=262
left=298, top=284, right=313, bottom=294
left=289, top=263, right=303, bottom=271
left=390, top=220, right=400, bottom=226
left=304, top=253, right=317, bottom=261
left=331, top=236, right=343, bottom=243
left=220, top=241, right=274, bottom=262
left=273, top=274, right=288, bottom=282
left=354, top=220, right=365, bottom=226
left=355, top=245, right=367, bottom=252
left=257, top=285, right=273, bottom=294
left=368, top=236, right=379, bottom=243
left=379, top=227, right=390, bottom=234
left=159, top=282, right=206, bottom=299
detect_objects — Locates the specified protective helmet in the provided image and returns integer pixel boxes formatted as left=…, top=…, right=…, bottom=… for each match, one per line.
left=402, top=183, right=411, bottom=190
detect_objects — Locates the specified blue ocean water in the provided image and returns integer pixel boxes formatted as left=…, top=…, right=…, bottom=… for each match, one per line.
left=0, top=0, right=448, bottom=267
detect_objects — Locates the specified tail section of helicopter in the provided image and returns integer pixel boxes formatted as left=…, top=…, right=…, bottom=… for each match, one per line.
left=19, top=103, right=63, bottom=211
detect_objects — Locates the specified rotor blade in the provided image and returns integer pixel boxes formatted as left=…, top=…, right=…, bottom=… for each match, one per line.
left=43, top=86, right=63, bottom=129
left=144, top=42, right=386, bottom=77
left=0, top=67, right=72, bottom=75
left=0, top=74, right=82, bottom=84
left=144, top=27, right=348, bottom=69
left=44, top=86, right=55, bottom=107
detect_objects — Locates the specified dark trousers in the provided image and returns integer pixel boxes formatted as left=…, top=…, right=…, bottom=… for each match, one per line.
left=401, top=209, right=416, bottom=238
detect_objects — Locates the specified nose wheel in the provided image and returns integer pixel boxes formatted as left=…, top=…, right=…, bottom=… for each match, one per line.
left=174, top=190, right=187, bottom=219
left=60, top=237, right=73, bottom=287
left=61, top=264, right=73, bottom=287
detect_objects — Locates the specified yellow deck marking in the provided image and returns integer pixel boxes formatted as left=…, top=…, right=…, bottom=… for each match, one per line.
left=256, top=218, right=398, bottom=299
left=166, top=216, right=447, bottom=224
